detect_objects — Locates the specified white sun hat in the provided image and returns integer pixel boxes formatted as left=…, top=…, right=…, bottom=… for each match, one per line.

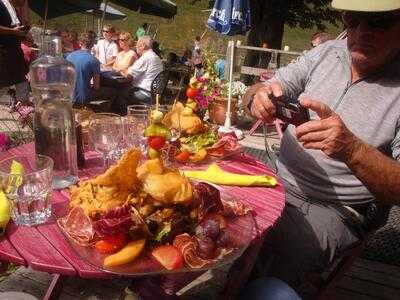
left=332, top=0, right=400, bottom=12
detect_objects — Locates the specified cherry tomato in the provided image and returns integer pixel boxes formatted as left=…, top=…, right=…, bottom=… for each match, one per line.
left=175, top=150, right=191, bottom=163
left=148, top=136, right=166, bottom=150
left=186, top=87, right=199, bottom=99
left=95, top=233, right=127, bottom=254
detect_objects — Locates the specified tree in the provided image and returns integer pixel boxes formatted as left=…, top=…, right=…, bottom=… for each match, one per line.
left=206, top=0, right=341, bottom=74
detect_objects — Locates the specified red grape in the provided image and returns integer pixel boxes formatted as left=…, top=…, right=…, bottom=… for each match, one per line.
left=198, top=237, right=216, bottom=259
left=216, top=230, right=231, bottom=248
left=202, top=219, right=220, bottom=239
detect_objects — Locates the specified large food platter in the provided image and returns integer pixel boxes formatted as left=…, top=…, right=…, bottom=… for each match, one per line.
left=59, top=188, right=255, bottom=276
left=56, top=149, right=256, bottom=276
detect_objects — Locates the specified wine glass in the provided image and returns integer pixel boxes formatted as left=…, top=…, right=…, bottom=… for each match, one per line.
left=127, top=105, right=149, bottom=152
left=88, top=113, right=123, bottom=168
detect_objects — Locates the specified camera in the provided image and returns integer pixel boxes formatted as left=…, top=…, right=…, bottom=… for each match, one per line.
left=270, top=94, right=310, bottom=126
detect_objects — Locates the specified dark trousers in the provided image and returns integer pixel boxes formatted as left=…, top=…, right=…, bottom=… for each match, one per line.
left=113, top=86, right=151, bottom=115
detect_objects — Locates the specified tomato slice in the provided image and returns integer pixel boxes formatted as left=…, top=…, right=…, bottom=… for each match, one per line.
left=95, top=233, right=127, bottom=254
left=148, top=136, right=166, bottom=150
left=175, top=150, right=191, bottom=162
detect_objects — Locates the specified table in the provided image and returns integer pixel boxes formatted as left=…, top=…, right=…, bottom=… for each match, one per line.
left=0, top=144, right=285, bottom=299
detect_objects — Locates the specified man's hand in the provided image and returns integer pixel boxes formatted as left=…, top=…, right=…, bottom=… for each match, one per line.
left=11, top=26, right=26, bottom=37
left=249, top=82, right=283, bottom=123
left=296, top=99, right=361, bottom=160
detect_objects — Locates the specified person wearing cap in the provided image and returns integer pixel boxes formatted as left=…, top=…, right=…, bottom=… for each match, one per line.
left=245, top=0, right=400, bottom=297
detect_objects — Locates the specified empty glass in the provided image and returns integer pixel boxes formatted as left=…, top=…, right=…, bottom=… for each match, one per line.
left=127, top=105, right=149, bottom=152
left=88, top=113, right=123, bottom=167
left=0, top=155, right=54, bottom=226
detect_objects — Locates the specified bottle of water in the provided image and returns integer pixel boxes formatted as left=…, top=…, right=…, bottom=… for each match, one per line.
left=29, top=47, right=78, bottom=189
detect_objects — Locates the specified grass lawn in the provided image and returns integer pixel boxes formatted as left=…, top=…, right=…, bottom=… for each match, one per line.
left=30, top=0, right=342, bottom=54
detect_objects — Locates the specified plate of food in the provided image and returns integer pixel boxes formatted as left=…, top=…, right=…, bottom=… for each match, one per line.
left=57, top=149, right=255, bottom=275
left=143, top=102, right=242, bottom=165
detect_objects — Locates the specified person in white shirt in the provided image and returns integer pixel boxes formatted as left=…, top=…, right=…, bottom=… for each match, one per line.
left=92, top=24, right=119, bottom=70
left=116, top=35, right=163, bottom=113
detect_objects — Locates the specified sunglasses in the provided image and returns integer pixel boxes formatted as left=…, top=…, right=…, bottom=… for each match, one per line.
left=102, top=30, right=110, bottom=33
left=119, top=38, right=128, bottom=42
left=343, top=11, right=400, bottom=30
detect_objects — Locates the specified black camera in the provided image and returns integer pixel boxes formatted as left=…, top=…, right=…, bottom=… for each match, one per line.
left=270, top=94, right=310, bottom=126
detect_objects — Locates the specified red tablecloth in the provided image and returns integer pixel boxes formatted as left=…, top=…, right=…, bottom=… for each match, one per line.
left=0, top=144, right=285, bottom=298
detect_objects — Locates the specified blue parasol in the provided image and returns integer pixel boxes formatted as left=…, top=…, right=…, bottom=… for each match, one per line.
left=207, top=0, right=251, bottom=36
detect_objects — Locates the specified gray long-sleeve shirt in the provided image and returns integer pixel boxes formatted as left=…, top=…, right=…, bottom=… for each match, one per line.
left=273, top=39, right=400, bottom=205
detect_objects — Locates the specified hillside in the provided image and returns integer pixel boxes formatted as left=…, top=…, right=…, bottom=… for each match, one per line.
left=30, top=0, right=342, bottom=54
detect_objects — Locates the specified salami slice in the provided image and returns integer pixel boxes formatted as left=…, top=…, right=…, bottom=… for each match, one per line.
left=208, top=134, right=241, bottom=157
left=57, top=207, right=94, bottom=246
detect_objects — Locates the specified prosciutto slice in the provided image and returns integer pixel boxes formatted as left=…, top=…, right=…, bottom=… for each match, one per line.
left=173, top=234, right=215, bottom=269
left=57, top=207, right=94, bottom=246
left=207, top=133, right=241, bottom=157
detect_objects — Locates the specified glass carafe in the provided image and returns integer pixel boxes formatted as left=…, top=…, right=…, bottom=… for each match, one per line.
left=30, top=55, right=78, bottom=189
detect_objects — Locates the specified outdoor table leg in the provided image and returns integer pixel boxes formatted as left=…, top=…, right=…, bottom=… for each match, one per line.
left=221, top=235, right=266, bottom=299
left=43, top=274, right=66, bottom=300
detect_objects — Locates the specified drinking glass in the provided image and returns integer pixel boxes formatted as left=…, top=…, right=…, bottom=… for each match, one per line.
left=0, top=155, right=53, bottom=226
left=127, top=105, right=149, bottom=152
left=88, top=113, right=123, bottom=168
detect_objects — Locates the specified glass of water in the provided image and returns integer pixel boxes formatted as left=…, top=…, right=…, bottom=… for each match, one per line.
left=0, top=155, right=53, bottom=226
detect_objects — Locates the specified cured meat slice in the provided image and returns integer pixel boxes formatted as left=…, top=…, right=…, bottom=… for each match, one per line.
left=221, top=198, right=251, bottom=217
left=173, top=233, right=215, bottom=269
left=57, top=207, right=94, bottom=246
left=207, top=133, right=241, bottom=157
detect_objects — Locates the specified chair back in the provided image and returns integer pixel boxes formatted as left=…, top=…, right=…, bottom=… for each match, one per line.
left=150, top=70, right=170, bottom=104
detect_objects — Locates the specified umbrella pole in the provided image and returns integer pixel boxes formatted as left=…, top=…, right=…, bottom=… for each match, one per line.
left=100, top=0, right=109, bottom=32
left=42, top=0, right=49, bottom=40
left=224, top=40, right=235, bottom=130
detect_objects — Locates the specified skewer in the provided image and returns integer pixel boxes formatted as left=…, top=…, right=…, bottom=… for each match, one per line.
left=156, top=94, right=160, bottom=111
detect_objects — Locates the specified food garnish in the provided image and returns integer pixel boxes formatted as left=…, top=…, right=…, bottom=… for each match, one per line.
left=95, top=233, right=127, bottom=254
left=151, top=245, right=184, bottom=270
left=103, top=239, right=146, bottom=267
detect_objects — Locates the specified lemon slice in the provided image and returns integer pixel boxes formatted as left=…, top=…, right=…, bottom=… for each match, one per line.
left=6, top=160, right=24, bottom=193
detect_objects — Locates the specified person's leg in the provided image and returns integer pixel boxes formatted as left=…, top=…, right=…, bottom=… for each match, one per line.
left=129, top=89, right=151, bottom=106
left=260, top=193, right=361, bottom=298
left=239, top=277, right=301, bottom=300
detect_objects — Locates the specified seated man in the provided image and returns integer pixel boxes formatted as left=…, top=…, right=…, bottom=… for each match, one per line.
left=116, top=35, right=163, bottom=113
left=66, top=33, right=100, bottom=107
left=246, top=0, right=400, bottom=297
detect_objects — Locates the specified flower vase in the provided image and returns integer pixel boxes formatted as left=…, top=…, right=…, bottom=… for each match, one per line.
left=209, top=96, right=238, bottom=126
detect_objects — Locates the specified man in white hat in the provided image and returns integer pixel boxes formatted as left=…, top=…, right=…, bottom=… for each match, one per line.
left=246, top=0, right=400, bottom=297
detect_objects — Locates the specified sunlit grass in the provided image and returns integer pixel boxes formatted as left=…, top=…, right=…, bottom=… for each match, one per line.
left=30, top=0, right=342, bottom=54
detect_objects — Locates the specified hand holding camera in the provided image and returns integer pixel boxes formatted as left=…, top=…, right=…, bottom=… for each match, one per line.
left=249, top=82, right=310, bottom=126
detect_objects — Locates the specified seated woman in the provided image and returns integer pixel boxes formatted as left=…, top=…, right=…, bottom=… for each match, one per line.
left=100, top=32, right=137, bottom=87
left=113, top=32, right=137, bottom=73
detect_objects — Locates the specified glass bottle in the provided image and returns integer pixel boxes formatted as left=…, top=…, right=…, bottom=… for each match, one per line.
left=29, top=50, right=79, bottom=189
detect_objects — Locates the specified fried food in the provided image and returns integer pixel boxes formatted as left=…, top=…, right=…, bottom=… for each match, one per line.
left=69, top=181, right=135, bottom=216
left=137, top=158, right=193, bottom=205
left=69, top=148, right=142, bottom=216
left=142, top=171, right=193, bottom=205
left=163, top=102, right=204, bottom=135
left=92, top=148, right=142, bottom=189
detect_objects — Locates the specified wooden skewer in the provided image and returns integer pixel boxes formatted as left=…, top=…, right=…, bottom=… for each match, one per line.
left=156, top=94, right=160, bottom=111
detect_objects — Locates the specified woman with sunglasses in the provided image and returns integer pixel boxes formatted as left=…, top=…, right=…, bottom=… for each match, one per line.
left=112, top=32, right=138, bottom=73
left=245, top=0, right=400, bottom=298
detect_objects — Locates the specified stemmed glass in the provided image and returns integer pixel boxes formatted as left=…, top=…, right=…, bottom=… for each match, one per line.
left=126, top=105, right=150, bottom=152
left=88, top=113, right=123, bottom=168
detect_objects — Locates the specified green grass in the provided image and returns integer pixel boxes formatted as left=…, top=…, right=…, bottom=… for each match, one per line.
left=30, top=0, right=342, bottom=54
